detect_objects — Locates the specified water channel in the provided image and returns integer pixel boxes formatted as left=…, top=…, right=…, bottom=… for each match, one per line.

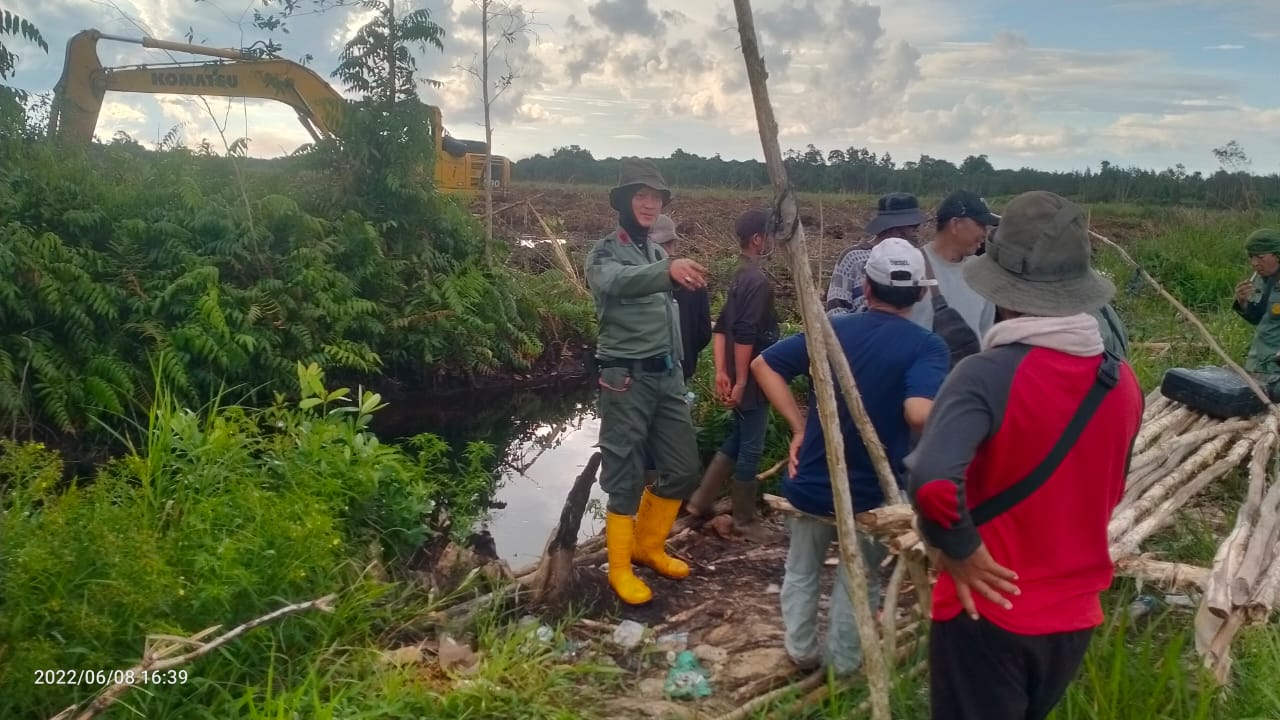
left=373, top=381, right=608, bottom=566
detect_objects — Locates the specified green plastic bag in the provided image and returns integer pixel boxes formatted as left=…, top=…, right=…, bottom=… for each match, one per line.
left=664, top=650, right=712, bottom=700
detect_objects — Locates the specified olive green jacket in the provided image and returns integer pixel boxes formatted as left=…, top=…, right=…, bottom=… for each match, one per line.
left=1235, top=273, right=1280, bottom=377
left=585, top=228, right=683, bottom=362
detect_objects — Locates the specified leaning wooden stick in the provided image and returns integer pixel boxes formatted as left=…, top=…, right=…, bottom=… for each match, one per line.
left=50, top=594, right=337, bottom=720
left=730, top=1, right=892, bottom=716
left=1087, top=225, right=1280, bottom=421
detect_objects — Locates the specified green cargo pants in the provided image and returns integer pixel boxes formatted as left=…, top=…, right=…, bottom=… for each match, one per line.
left=596, top=363, right=701, bottom=515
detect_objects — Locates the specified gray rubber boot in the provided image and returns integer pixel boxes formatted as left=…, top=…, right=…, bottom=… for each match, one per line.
left=685, top=451, right=733, bottom=518
left=731, top=478, right=774, bottom=543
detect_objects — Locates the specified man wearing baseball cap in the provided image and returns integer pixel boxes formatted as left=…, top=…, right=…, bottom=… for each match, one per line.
left=685, top=208, right=780, bottom=540
left=906, top=191, right=1143, bottom=720
left=751, top=237, right=949, bottom=676
left=913, top=190, right=1000, bottom=366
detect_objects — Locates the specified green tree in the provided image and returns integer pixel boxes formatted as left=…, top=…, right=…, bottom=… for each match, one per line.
left=1, top=9, right=47, bottom=107
left=332, top=0, right=445, bottom=103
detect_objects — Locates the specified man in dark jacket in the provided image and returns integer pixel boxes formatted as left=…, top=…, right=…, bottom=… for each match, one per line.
left=684, top=209, right=780, bottom=540
left=651, top=215, right=712, bottom=381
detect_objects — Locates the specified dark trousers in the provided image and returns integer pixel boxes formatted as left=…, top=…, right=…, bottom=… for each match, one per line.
left=929, top=615, right=1093, bottom=720
left=718, top=404, right=770, bottom=483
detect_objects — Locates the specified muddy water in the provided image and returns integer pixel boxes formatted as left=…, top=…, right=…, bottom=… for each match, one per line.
left=373, top=382, right=607, bottom=565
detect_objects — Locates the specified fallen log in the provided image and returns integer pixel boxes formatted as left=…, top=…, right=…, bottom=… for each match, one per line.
left=1127, top=419, right=1257, bottom=478
left=1132, top=406, right=1194, bottom=455
left=1125, top=412, right=1210, bottom=479
left=762, top=494, right=915, bottom=536
left=529, top=452, right=602, bottom=605
left=1205, top=428, right=1275, bottom=616
left=1143, top=392, right=1171, bottom=420
left=1113, top=556, right=1210, bottom=591
left=1245, top=542, right=1280, bottom=622
left=1231, top=442, right=1280, bottom=606
left=1109, top=432, right=1236, bottom=542
left=1112, top=426, right=1265, bottom=558
left=1121, top=418, right=1223, bottom=508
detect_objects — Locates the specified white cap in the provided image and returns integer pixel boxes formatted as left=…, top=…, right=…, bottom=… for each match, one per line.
left=864, top=237, right=938, bottom=287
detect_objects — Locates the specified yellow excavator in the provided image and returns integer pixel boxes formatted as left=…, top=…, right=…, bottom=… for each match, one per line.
left=47, top=28, right=511, bottom=195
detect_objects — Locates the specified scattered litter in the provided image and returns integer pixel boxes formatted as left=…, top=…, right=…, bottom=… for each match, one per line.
left=765, top=583, right=780, bottom=594
left=536, top=625, right=555, bottom=643
left=1164, top=593, right=1196, bottom=609
left=613, top=619, right=647, bottom=650
left=664, top=650, right=713, bottom=700
left=1127, top=595, right=1160, bottom=621
left=656, top=631, right=689, bottom=653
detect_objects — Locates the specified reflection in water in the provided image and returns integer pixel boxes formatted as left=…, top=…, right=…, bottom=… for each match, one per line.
left=483, top=409, right=607, bottom=565
left=371, top=382, right=604, bottom=565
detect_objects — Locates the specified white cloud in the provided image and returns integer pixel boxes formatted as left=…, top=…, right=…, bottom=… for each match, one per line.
left=11, top=0, right=1280, bottom=173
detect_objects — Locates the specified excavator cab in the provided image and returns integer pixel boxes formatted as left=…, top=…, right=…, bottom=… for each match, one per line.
left=48, top=28, right=512, bottom=197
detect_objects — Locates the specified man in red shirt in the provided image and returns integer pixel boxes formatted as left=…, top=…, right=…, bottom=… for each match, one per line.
left=906, top=190, right=1143, bottom=720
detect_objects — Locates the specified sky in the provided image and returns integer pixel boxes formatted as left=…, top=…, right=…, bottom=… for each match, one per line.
left=10, top=0, right=1280, bottom=175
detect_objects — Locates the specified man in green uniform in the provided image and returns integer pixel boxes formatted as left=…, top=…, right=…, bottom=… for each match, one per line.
left=585, top=158, right=709, bottom=605
left=1233, top=228, right=1280, bottom=399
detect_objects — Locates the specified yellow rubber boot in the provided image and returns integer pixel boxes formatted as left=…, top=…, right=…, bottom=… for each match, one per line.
left=632, top=489, right=690, bottom=579
left=605, top=512, right=653, bottom=605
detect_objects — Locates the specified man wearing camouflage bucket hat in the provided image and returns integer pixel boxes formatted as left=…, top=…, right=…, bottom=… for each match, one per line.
left=584, top=158, right=709, bottom=606
left=1233, top=228, right=1280, bottom=398
left=906, top=191, right=1144, bottom=720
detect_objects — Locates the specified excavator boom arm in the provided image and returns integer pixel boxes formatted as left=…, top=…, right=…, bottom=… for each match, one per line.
left=49, top=29, right=345, bottom=143
left=99, top=61, right=347, bottom=140
left=48, top=28, right=512, bottom=196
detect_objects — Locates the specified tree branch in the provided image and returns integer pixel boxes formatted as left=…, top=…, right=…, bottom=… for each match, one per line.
left=49, top=594, right=337, bottom=720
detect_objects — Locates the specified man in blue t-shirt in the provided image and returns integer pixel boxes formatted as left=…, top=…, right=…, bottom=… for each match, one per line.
left=750, top=237, right=949, bottom=676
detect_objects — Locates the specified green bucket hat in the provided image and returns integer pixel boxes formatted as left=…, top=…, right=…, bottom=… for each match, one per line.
left=1245, top=228, right=1280, bottom=257
left=962, top=190, right=1114, bottom=317
left=609, top=158, right=672, bottom=213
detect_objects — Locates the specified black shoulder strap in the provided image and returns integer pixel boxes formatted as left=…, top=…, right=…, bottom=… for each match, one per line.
left=970, top=350, right=1122, bottom=526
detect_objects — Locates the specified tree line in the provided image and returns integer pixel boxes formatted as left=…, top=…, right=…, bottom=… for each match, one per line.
left=514, top=141, right=1274, bottom=209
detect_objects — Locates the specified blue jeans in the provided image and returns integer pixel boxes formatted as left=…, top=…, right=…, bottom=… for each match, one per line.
left=718, top=404, right=770, bottom=483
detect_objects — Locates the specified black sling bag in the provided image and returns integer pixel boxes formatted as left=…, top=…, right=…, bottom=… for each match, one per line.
left=969, top=350, right=1122, bottom=526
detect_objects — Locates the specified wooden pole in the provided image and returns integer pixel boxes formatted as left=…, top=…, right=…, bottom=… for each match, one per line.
left=730, top=1, right=892, bottom=716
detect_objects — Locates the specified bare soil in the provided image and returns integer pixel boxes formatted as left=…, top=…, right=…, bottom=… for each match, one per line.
left=541, top=510, right=915, bottom=719
left=491, top=182, right=1160, bottom=317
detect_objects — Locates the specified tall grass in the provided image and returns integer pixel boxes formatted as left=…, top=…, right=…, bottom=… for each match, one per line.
left=0, top=358, right=518, bottom=719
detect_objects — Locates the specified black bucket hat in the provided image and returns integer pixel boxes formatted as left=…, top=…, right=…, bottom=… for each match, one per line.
left=865, top=192, right=926, bottom=236
left=609, top=158, right=672, bottom=212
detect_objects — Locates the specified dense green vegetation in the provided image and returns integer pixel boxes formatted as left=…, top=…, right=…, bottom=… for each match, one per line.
left=0, top=361, right=618, bottom=719
left=515, top=142, right=1273, bottom=209
left=0, top=102, right=593, bottom=448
